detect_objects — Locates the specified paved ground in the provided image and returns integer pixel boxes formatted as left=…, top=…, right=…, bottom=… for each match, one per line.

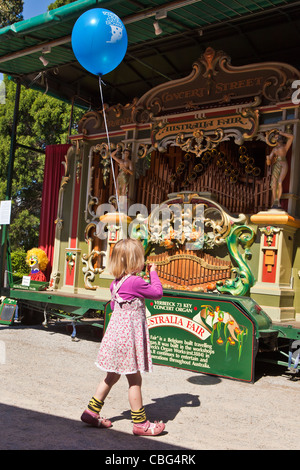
left=0, top=320, right=299, bottom=452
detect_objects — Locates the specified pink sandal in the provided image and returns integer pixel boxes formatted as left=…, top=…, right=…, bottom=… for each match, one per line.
left=81, top=409, right=112, bottom=428
left=133, top=420, right=165, bottom=436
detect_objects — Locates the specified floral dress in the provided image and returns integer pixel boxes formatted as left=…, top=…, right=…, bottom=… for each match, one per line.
left=96, top=275, right=153, bottom=374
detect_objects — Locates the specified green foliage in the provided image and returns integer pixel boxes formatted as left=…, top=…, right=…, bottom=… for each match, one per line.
left=10, top=209, right=41, bottom=252
left=0, top=77, right=84, bottom=251
left=0, top=0, right=23, bottom=27
left=48, top=0, right=76, bottom=11
left=0, top=0, right=85, bottom=253
left=10, top=248, right=29, bottom=277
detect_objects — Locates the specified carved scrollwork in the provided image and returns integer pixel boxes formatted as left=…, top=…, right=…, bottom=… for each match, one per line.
left=203, top=204, right=246, bottom=249
left=265, top=128, right=280, bottom=147
left=176, top=128, right=224, bottom=158
left=216, top=225, right=256, bottom=296
left=218, top=52, right=299, bottom=103
left=85, top=163, right=98, bottom=222
left=147, top=97, right=163, bottom=116
left=111, top=103, right=124, bottom=118
left=135, top=144, right=152, bottom=179
left=132, top=105, right=152, bottom=124
left=150, top=120, right=168, bottom=148
left=239, top=107, right=260, bottom=141
left=82, top=223, right=106, bottom=290
left=137, top=143, right=152, bottom=159
left=78, top=111, right=102, bottom=135
left=82, top=249, right=105, bottom=290
left=140, top=192, right=247, bottom=252
left=262, top=76, right=294, bottom=103
left=198, top=47, right=225, bottom=78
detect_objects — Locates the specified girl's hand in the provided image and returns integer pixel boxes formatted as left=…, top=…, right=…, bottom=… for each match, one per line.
left=148, top=263, right=157, bottom=272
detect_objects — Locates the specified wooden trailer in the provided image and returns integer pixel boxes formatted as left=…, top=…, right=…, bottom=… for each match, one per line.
left=0, top=1, right=299, bottom=381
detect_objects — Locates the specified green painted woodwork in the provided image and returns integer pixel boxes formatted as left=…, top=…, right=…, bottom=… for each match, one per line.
left=217, top=225, right=256, bottom=296
left=104, top=290, right=274, bottom=382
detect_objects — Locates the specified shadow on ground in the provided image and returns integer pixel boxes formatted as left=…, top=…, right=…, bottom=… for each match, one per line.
left=113, top=393, right=201, bottom=425
left=0, top=398, right=198, bottom=451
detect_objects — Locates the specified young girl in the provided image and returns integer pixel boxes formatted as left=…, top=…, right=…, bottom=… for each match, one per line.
left=81, top=238, right=165, bottom=436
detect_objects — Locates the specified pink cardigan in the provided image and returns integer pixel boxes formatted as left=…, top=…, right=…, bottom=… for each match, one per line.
left=110, top=272, right=163, bottom=310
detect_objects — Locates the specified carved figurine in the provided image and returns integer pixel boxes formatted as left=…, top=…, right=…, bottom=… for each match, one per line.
left=266, top=130, right=293, bottom=209
left=111, top=146, right=133, bottom=197
left=26, top=248, right=49, bottom=282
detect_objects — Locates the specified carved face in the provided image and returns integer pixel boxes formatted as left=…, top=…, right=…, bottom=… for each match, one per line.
left=123, top=149, right=131, bottom=160
left=275, top=134, right=286, bottom=146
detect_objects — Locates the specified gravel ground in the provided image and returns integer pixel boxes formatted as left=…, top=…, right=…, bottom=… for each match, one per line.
left=0, top=320, right=299, bottom=451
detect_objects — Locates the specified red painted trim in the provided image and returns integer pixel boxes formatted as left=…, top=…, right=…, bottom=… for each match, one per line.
left=65, top=260, right=75, bottom=286
left=70, top=177, right=81, bottom=249
left=262, top=250, right=277, bottom=283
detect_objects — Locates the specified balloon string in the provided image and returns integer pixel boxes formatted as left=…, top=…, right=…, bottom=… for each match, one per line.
left=98, top=76, right=121, bottom=217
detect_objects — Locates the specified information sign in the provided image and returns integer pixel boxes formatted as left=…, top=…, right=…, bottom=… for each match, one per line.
left=0, top=200, right=12, bottom=225
left=104, top=293, right=257, bottom=383
left=0, top=298, right=18, bottom=325
left=145, top=295, right=256, bottom=382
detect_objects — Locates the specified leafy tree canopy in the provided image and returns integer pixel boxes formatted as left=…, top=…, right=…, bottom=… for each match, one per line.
left=0, top=0, right=23, bottom=27
left=0, top=77, right=84, bottom=252
left=0, top=0, right=84, bottom=256
left=48, top=0, right=76, bottom=10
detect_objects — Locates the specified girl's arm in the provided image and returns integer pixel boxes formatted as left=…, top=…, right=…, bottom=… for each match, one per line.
left=133, top=270, right=163, bottom=300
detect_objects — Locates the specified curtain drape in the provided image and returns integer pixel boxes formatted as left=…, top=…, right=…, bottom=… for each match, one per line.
left=39, top=144, right=71, bottom=280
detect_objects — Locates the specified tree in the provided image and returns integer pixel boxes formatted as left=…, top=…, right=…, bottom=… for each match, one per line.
left=48, top=0, right=76, bottom=10
left=0, top=77, right=84, bottom=252
left=0, top=0, right=84, bottom=255
left=0, top=0, right=23, bottom=27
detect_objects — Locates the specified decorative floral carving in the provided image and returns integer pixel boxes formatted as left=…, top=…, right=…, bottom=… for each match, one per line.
left=66, top=251, right=76, bottom=274
left=95, top=142, right=112, bottom=186
left=132, top=192, right=246, bottom=253
left=260, top=225, right=280, bottom=246
left=175, top=128, right=224, bottom=158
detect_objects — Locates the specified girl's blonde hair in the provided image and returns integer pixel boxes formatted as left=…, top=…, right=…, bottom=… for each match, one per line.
left=109, top=238, right=145, bottom=279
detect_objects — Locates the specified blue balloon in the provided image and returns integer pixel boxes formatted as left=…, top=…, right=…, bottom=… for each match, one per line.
left=71, top=8, right=128, bottom=76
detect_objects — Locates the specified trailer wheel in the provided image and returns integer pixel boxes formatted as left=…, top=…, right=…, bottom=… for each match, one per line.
left=19, top=303, right=44, bottom=325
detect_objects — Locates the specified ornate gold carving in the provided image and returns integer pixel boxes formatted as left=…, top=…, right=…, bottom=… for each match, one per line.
left=265, top=128, right=280, bottom=147
left=218, top=50, right=299, bottom=103
left=82, top=250, right=105, bottom=290
left=260, top=225, right=280, bottom=246
left=94, top=142, right=112, bottom=186
left=137, top=143, right=152, bottom=159
left=82, top=223, right=106, bottom=290
left=145, top=192, right=246, bottom=251
left=239, top=107, right=259, bottom=140
left=78, top=111, right=102, bottom=135
left=84, top=142, right=122, bottom=223
left=76, top=47, right=300, bottom=140
left=175, top=128, right=224, bottom=158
